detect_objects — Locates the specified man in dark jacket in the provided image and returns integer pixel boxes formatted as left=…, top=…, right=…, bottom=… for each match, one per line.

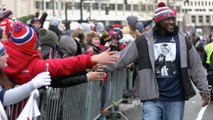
left=105, top=2, right=209, bottom=120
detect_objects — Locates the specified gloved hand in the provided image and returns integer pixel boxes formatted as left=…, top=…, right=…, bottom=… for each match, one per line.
left=31, top=72, right=51, bottom=89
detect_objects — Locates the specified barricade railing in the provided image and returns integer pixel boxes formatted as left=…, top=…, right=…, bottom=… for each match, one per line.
left=36, top=67, right=131, bottom=120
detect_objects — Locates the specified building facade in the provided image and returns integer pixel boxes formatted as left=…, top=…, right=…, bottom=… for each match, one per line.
left=0, top=0, right=181, bottom=25
left=1, top=0, right=213, bottom=35
left=181, top=0, right=213, bottom=36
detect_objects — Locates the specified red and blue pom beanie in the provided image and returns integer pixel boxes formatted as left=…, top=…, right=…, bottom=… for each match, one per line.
left=154, top=2, right=176, bottom=23
left=10, top=21, right=37, bottom=50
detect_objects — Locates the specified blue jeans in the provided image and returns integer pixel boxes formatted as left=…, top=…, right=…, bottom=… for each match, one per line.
left=142, top=100, right=185, bottom=120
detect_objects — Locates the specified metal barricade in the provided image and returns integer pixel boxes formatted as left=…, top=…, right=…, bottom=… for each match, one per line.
left=105, top=68, right=127, bottom=108
left=37, top=68, right=131, bottom=120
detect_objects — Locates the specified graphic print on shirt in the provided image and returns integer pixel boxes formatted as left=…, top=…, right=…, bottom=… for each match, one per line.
left=154, top=42, right=176, bottom=78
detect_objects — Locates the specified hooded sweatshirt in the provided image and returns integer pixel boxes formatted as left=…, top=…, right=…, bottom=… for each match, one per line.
left=2, top=40, right=95, bottom=84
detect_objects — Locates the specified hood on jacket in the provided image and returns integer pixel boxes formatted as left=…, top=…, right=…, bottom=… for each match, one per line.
left=59, top=35, right=77, bottom=57
left=2, top=41, right=41, bottom=84
left=71, top=28, right=85, bottom=44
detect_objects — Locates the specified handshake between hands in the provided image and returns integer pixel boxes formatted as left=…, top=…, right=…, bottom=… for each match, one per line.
left=87, top=64, right=107, bottom=81
left=88, top=48, right=119, bottom=81
left=30, top=48, right=119, bottom=87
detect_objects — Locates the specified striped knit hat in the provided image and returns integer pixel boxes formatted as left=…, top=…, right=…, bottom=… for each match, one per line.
left=154, top=2, right=176, bottom=23
left=10, top=20, right=37, bottom=50
left=0, top=5, right=13, bottom=19
left=0, top=42, right=6, bottom=56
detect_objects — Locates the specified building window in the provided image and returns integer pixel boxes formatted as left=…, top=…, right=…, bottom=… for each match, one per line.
left=133, top=4, right=139, bottom=11
left=206, top=16, right=210, bottom=23
left=83, top=3, right=90, bottom=10
left=66, top=2, right=72, bottom=9
left=60, top=3, right=64, bottom=9
left=141, top=5, right=146, bottom=11
left=148, top=5, right=153, bottom=11
left=109, top=4, right=115, bottom=11
left=92, top=3, right=99, bottom=10
left=74, top=2, right=80, bottom=10
left=117, top=4, right=123, bottom=11
left=199, top=16, right=203, bottom=23
left=35, top=1, right=41, bottom=9
left=191, top=15, right=196, bottom=23
left=46, top=2, right=53, bottom=9
left=125, top=4, right=131, bottom=11
left=55, top=2, right=59, bottom=9
left=101, top=3, right=107, bottom=10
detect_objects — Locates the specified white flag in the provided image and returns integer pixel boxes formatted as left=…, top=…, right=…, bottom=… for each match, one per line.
left=16, top=89, right=41, bottom=120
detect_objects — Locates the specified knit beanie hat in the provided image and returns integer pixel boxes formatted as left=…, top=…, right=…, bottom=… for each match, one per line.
left=70, top=22, right=82, bottom=31
left=95, top=22, right=105, bottom=34
left=126, top=16, right=138, bottom=30
left=113, top=28, right=123, bottom=39
left=0, top=42, right=6, bottom=56
left=10, top=20, right=37, bottom=50
left=0, top=6, right=13, bottom=19
left=49, top=16, right=60, bottom=27
left=30, top=18, right=40, bottom=24
left=108, top=30, right=118, bottom=39
left=154, top=2, right=176, bottom=23
left=39, top=28, right=58, bottom=47
left=81, top=22, right=91, bottom=34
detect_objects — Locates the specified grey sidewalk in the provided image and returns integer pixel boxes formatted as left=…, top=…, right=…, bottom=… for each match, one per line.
left=119, top=99, right=142, bottom=120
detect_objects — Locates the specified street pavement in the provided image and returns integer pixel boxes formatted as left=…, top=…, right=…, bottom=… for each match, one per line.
left=117, top=90, right=213, bottom=120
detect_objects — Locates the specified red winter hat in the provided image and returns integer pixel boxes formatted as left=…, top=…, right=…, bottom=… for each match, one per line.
left=154, top=2, right=176, bottom=23
left=10, top=20, right=37, bottom=50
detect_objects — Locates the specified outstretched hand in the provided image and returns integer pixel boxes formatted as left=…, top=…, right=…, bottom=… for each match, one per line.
left=201, top=93, right=209, bottom=107
left=91, top=48, right=119, bottom=65
left=87, top=72, right=107, bottom=81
